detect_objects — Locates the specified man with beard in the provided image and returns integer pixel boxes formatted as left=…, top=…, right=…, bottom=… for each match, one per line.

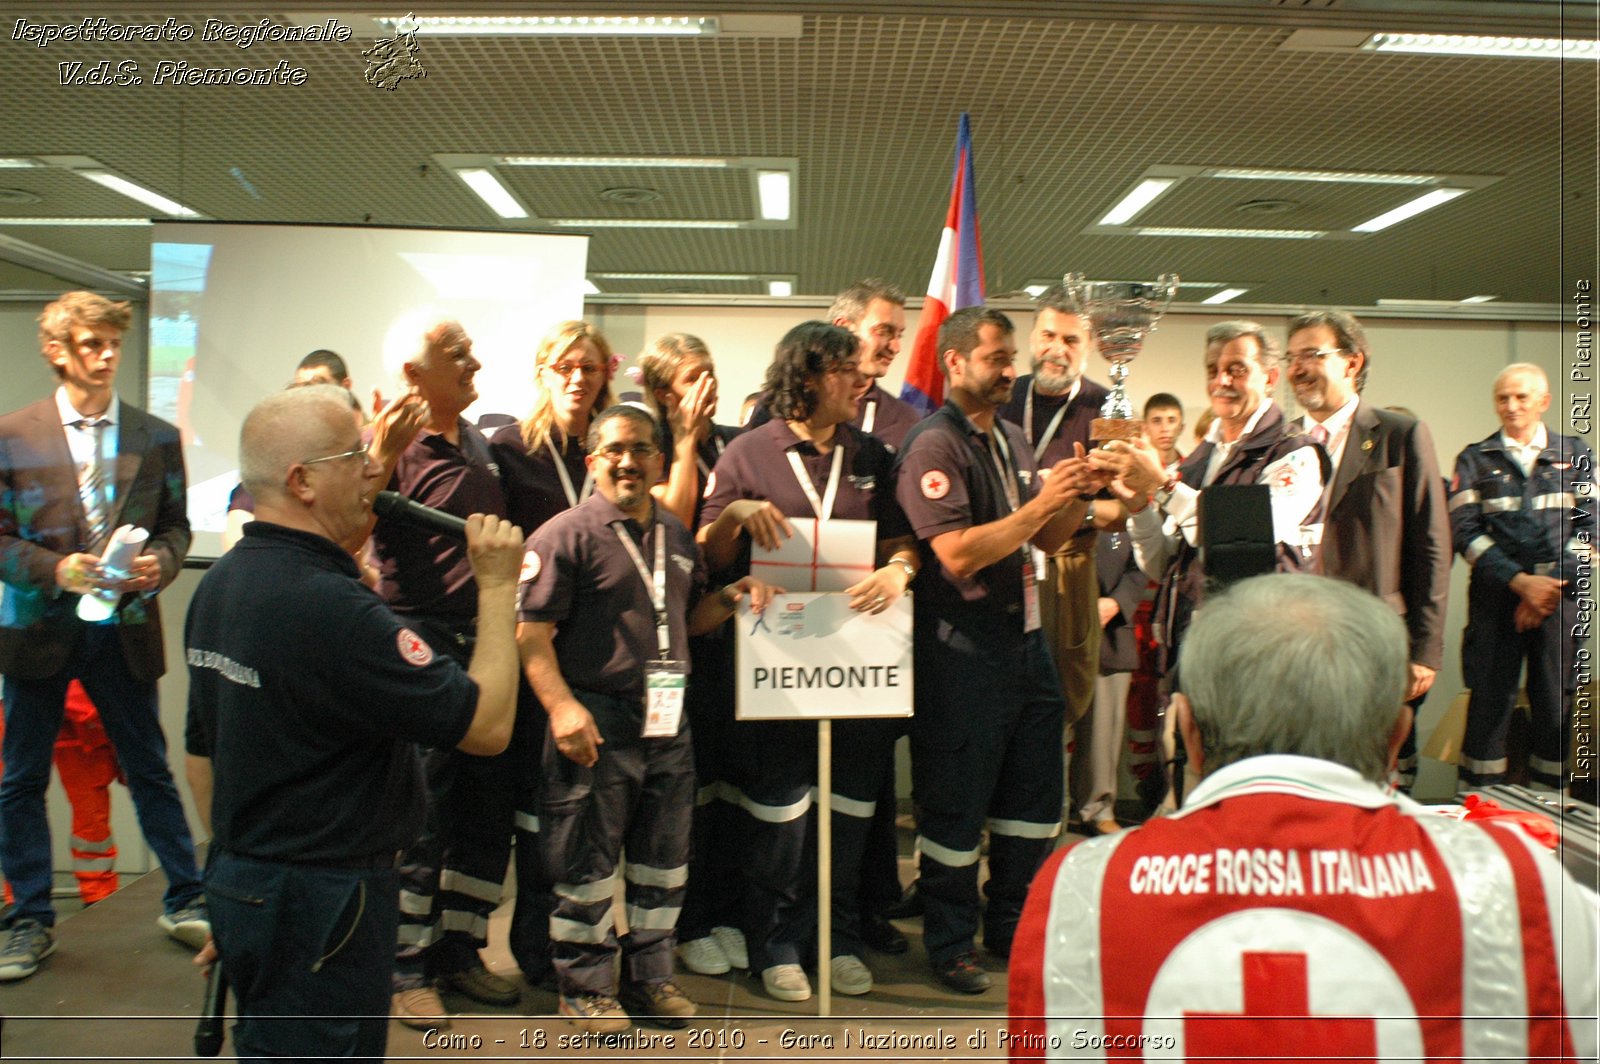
left=1000, top=287, right=1111, bottom=830
left=1285, top=310, right=1449, bottom=790
left=894, top=307, right=1100, bottom=993
left=372, top=313, right=521, bottom=1027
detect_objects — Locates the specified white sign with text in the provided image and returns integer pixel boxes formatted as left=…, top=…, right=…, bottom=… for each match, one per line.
left=735, top=591, right=913, bottom=720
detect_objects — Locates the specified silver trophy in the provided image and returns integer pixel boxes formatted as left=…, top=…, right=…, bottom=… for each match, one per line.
left=1063, top=273, right=1179, bottom=442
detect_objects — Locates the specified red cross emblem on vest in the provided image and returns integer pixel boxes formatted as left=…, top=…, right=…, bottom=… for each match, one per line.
left=1184, top=951, right=1376, bottom=1062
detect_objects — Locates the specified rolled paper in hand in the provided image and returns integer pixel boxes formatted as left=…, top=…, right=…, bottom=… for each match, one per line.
left=77, top=524, right=150, bottom=622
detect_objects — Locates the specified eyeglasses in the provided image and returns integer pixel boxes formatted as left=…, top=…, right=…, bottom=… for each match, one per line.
left=595, top=442, right=660, bottom=462
left=545, top=360, right=603, bottom=379
left=302, top=445, right=371, bottom=468
left=1286, top=347, right=1346, bottom=367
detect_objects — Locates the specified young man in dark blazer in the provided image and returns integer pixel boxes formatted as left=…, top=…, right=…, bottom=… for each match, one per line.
left=0, top=290, right=204, bottom=981
left=1286, top=310, right=1451, bottom=789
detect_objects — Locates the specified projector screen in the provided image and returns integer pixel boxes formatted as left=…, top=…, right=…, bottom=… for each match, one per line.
left=147, top=221, right=588, bottom=560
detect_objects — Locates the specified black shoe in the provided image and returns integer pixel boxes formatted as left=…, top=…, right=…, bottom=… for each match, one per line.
left=861, top=914, right=909, bottom=954
left=881, top=883, right=923, bottom=920
left=935, top=950, right=990, bottom=994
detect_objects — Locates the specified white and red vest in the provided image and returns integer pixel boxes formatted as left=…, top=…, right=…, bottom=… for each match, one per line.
left=1009, top=756, right=1598, bottom=1061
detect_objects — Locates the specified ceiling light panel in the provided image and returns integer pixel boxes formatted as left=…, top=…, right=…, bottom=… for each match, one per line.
left=1362, top=33, right=1598, bottom=61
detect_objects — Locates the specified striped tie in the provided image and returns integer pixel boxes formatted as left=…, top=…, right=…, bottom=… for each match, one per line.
left=1309, top=422, right=1329, bottom=447
left=76, top=417, right=110, bottom=553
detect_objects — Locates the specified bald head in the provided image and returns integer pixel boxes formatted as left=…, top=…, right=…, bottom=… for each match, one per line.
left=239, top=385, right=354, bottom=503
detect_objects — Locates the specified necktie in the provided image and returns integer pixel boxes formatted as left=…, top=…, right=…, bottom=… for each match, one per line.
left=76, top=418, right=110, bottom=552
left=1309, top=423, right=1329, bottom=447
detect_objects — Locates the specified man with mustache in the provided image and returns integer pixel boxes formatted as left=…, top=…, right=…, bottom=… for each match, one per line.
left=1000, top=286, right=1112, bottom=832
left=1091, top=321, right=1325, bottom=802
left=894, top=307, right=1099, bottom=993
left=1285, top=310, right=1450, bottom=790
left=518, top=404, right=772, bottom=1032
left=372, top=313, right=521, bottom=1027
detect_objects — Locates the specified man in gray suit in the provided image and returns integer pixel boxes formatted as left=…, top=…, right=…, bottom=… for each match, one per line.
left=1286, top=309, right=1451, bottom=788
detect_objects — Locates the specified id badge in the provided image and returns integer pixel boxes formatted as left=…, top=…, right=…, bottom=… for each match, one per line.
left=1022, top=569, right=1042, bottom=633
left=643, top=660, right=687, bottom=738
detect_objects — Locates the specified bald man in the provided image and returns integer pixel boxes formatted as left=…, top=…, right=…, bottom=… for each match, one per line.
left=184, top=385, right=522, bottom=1059
left=1450, top=363, right=1595, bottom=790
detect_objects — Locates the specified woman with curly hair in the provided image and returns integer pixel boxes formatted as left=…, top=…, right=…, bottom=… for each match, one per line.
left=692, top=321, right=919, bottom=1002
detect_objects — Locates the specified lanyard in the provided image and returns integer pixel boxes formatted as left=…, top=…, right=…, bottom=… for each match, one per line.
left=612, top=521, right=671, bottom=657
left=861, top=395, right=878, bottom=435
left=1022, top=379, right=1074, bottom=463
left=695, top=433, right=727, bottom=480
left=547, top=438, right=594, bottom=509
left=986, top=425, right=1022, bottom=513
left=785, top=441, right=845, bottom=520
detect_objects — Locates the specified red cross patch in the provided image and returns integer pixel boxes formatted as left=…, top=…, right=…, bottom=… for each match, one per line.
left=703, top=471, right=717, bottom=499
left=396, top=628, right=434, bottom=667
left=921, top=469, right=951, bottom=500
left=1273, top=465, right=1298, bottom=490
left=520, top=549, right=541, bottom=584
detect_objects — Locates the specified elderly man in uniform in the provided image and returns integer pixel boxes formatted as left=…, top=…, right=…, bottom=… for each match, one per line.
left=1451, top=363, right=1595, bottom=789
left=371, top=313, right=521, bottom=1025
left=1009, top=573, right=1597, bottom=1060
left=184, top=385, right=523, bottom=1060
left=893, top=306, right=1100, bottom=993
left=518, top=404, right=772, bottom=1033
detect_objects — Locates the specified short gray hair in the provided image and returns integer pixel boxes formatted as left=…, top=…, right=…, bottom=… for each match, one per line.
left=1205, top=320, right=1281, bottom=375
left=1494, top=361, right=1549, bottom=395
left=239, top=385, right=352, bottom=501
left=1178, top=573, right=1409, bottom=783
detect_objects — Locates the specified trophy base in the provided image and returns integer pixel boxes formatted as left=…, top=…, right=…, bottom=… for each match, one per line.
left=1091, top=417, right=1144, bottom=444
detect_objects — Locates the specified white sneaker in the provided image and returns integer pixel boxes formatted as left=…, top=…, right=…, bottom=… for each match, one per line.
left=760, top=963, right=812, bottom=1002
left=710, top=925, right=749, bottom=969
left=676, top=935, right=731, bottom=975
left=830, top=954, right=873, bottom=996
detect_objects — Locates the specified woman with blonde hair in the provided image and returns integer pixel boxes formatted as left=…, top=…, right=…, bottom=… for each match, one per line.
left=486, top=319, right=614, bottom=989
left=489, top=320, right=616, bottom=535
left=635, top=333, right=739, bottom=529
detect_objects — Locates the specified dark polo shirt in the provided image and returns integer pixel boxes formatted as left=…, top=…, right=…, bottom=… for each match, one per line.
left=700, top=419, right=911, bottom=578
left=999, top=375, right=1110, bottom=467
left=488, top=424, right=589, bottom=538
left=185, top=522, right=477, bottom=863
left=851, top=383, right=923, bottom=453
left=372, top=418, right=506, bottom=621
left=895, top=401, right=1042, bottom=622
left=519, top=495, right=707, bottom=725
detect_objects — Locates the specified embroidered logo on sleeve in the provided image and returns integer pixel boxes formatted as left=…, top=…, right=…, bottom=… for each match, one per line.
left=521, top=550, right=541, bottom=584
left=920, top=470, right=951, bottom=500
left=397, top=628, right=434, bottom=667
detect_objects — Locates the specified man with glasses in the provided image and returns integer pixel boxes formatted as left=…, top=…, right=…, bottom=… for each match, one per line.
left=185, top=384, right=523, bottom=1059
left=372, top=313, right=521, bottom=1027
left=1091, top=321, right=1325, bottom=800
left=518, top=404, right=772, bottom=1032
left=0, top=290, right=206, bottom=982
left=1286, top=310, right=1450, bottom=790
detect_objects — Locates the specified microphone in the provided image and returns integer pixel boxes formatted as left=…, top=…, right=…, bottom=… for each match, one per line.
left=194, top=961, right=228, bottom=1056
left=372, top=491, right=467, bottom=538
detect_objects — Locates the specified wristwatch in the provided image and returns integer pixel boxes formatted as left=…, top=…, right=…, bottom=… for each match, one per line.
left=890, top=557, right=917, bottom=582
